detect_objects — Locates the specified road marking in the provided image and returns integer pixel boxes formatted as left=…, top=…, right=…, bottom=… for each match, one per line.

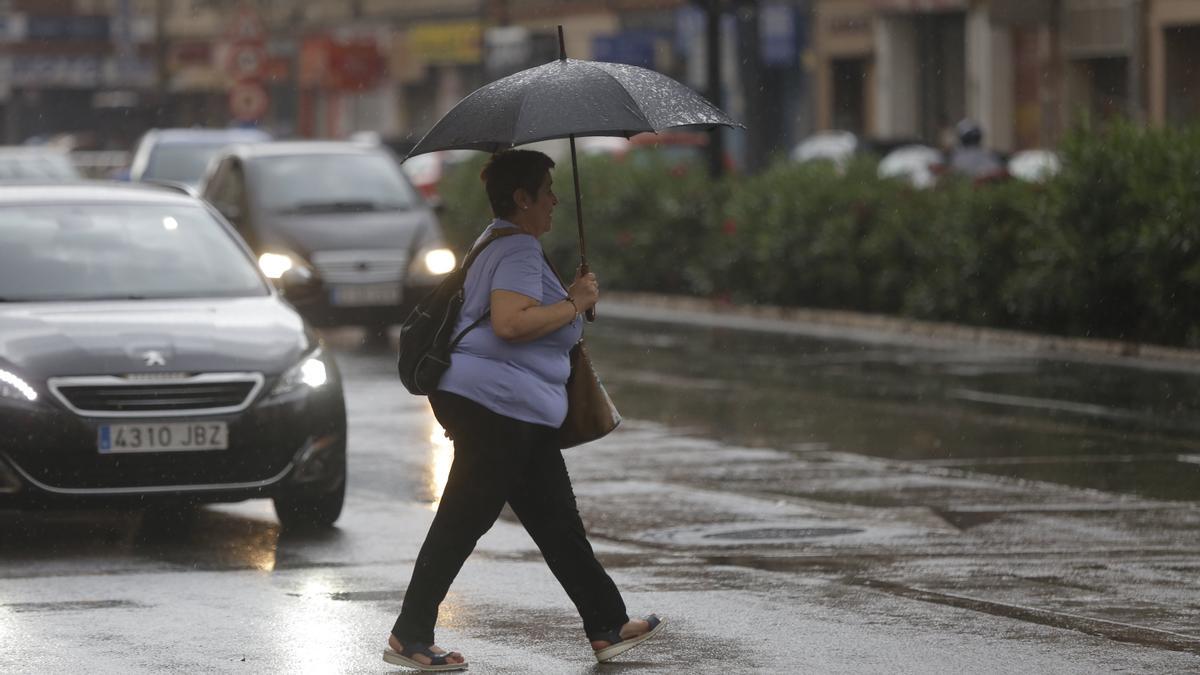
left=948, top=388, right=1148, bottom=422
left=845, top=576, right=1200, bottom=655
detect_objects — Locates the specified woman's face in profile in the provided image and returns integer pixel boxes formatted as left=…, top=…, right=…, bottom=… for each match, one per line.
left=524, top=171, right=558, bottom=236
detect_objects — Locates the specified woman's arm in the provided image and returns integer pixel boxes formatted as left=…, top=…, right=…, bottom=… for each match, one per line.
left=490, top=268, right=599, bottom=343
left=489, top=290, right=578, bottom=342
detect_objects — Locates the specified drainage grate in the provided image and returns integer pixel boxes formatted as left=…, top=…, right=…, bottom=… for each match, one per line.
left=703, top=527, right=863, bottom=541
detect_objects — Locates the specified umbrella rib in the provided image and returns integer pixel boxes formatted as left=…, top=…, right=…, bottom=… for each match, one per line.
left=581, top=61, right=654, bottom=131
left=511, top=63, right=556, bottom=147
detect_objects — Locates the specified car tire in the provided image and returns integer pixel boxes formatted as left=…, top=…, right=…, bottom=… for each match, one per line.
left=273, top=453, right=346, bottom=530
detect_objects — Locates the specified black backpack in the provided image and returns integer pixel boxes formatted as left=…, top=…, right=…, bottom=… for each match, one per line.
left=396, top=228, right=519, bottom=395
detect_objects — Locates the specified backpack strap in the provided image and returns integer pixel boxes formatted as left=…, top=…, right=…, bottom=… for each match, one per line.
left=447, top=227, right=522, bottom=347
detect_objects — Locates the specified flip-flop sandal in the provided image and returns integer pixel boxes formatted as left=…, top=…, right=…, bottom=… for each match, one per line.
left=382, top=642, right=468, bottom=672
left=590, top=615, right=665, bottom=663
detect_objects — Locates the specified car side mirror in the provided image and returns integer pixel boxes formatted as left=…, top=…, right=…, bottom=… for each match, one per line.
left=278, top=266, right=319, bottom=303
left=218, top=203, right=242, bottom=221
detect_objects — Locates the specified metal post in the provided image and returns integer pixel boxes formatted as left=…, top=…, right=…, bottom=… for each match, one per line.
left=706, top=0, right=726, bottom=177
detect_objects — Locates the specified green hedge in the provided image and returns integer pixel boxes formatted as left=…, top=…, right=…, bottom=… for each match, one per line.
left=435, top=121, right=1200, bottom=348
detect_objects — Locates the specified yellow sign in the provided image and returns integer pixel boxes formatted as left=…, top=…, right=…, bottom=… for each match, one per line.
left=408, top=21, right=482, bottom=64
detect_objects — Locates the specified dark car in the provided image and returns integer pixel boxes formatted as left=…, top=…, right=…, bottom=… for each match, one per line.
left=199, top=141, right=456, bottom=335
left=128, top=127, right=272, bottom=190
left=0, top=183, right=347, bottom=528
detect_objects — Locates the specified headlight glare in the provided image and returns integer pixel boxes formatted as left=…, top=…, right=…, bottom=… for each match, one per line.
left=270, top=350, right=328, bottom=397
left=258, top=252, right=294, bottom=279
left=0, top=368, right=37, bottom=402
left=423, top=248, right=456, bottom=275
left=300, top=358, right=327, bottom=388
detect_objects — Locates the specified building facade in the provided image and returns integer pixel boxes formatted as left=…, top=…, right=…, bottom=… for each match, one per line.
left=810, top=0, right=1200, bottom=153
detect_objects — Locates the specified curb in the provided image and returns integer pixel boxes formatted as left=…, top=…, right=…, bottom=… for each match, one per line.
left=602, top=292, right=1200, bottom=372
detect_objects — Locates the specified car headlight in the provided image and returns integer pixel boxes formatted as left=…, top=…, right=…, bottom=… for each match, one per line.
left=422, top=248, right=456, bottom=276
left=258, top=252, right=294, bottom=279
left=0, top=367, right=37, bottom=402
left=270, top=349, right=328, bottom=398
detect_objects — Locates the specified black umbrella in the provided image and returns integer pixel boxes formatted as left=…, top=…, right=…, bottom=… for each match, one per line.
left=405, top=26, right=740, bottom=320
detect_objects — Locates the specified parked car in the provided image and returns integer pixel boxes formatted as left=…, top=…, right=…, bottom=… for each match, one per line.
left=1007, top=149, right=1061, bottom=183
left=877, top=144, right=945, bottom=189
left=198, top=141, right=456, bottom=336
left=0, top=146, right=82, bottom=182
left=128, top=127, right=272, bottom=190
left=790, top=130, right=860, bottom=170
left=0, top=182, right=347, bottom=528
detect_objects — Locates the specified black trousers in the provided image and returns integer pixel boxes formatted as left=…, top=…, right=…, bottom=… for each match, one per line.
left=392, top=391, right=629, bottom=645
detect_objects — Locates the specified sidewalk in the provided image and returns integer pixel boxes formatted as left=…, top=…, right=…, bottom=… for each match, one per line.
left=603, top=292, right=1200, bottom=372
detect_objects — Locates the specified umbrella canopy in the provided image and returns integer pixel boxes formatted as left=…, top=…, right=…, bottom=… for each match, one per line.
left=405, top=28, right=741, bottom=322
left=405, top=58, right=740, bottom=157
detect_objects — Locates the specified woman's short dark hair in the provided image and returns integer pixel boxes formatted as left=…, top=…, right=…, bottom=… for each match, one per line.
left=481, top=150, right=556, bottom=219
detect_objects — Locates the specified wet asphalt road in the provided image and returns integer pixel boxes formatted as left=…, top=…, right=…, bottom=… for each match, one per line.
left=3, top=307, right=1200, bottom=673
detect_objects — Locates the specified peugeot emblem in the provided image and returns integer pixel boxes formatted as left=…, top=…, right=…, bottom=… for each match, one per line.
left=142, top=350, right=167, bottom=367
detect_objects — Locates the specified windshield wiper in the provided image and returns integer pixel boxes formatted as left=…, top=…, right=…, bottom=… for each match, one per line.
left=279, top=200, right=402, bottom=214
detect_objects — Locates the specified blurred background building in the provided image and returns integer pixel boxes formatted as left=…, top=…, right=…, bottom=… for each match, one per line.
left=0, top=0, right=1197, bottom=165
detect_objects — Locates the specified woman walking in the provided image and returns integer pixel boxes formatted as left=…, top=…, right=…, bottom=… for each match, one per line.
left=384, top=149, right=663, bottom=671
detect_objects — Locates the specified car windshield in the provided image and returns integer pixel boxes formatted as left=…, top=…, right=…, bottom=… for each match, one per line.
left=251, top=152, right=421, bottom=213
left=0, top=203, right=269, bottom=302
left=144, top=142, right=231, bottom=184
left=0, top=153, right=80, bottom=180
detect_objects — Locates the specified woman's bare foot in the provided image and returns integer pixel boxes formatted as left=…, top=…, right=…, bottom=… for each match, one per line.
left=387, top=634, right=466, bottom=666
left=589, top=618, right=652, bottom=651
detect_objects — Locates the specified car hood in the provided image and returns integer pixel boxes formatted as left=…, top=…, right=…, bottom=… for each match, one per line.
left=0, top=297, right=310, bottom=380
left=254, top=208, right=437, bottom=256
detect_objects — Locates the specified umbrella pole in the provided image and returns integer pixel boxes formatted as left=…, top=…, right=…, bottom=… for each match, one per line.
left=560, top=25, right=595, bottom=322
left=568, top=133, right=594, bottom=322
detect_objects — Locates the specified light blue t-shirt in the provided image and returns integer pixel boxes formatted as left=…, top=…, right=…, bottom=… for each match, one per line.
left=438, top=220, right=583, bottom=427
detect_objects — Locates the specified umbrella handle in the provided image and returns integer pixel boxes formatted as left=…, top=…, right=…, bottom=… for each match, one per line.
left=580, top=259, right=595, bottom=322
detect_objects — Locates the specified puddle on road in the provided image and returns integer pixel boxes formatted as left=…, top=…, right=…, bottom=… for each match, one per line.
left=584, top=319, right=1200, bottom=502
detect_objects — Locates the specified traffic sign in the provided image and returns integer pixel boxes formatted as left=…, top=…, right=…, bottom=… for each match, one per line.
left=228, top=81, right=269, bottom=121
left=227, top=42, right=266, bottom=80
left=228, top=7, right=265, bottom=44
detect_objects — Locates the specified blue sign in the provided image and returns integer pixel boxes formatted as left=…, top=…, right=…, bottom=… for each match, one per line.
left=760, top=3, right=797, bottom=67
left=592, top=31, right=661, bottom=68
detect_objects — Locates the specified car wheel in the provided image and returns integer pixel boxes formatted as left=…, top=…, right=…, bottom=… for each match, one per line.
left=274, top=452, right=346, bottom=530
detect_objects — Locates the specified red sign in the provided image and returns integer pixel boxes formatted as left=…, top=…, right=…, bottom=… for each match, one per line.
left=329, top=41, right=385, bottom=91
left=229, top=81, right=269, bottom=121
left=300, top=36, right=384, bottom=91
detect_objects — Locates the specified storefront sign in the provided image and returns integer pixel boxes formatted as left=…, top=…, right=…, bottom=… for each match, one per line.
left=872, top=0, right=965, bottom=12
left=11, top=55, right=101, bottom=87
left=25, top=15, right=109, bottom=41
left=300, top=36, right=385, bottom=91
left=408, top=21, right=482, bottom=64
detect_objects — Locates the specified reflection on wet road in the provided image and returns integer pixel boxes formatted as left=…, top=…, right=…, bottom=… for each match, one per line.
left=584, top=318, right=1200, bottom=502
left=5, top=321, right=1200, bottom=672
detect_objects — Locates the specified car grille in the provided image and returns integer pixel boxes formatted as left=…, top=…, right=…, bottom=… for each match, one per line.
left=311, top=249, right=409, bottom=284
left=48, top=373, right=265, bottom=417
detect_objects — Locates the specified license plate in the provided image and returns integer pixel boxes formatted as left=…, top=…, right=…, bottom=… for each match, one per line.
left=330, top=283, right=400, bottom=307
left=98, top=422, right=228, bottom=453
